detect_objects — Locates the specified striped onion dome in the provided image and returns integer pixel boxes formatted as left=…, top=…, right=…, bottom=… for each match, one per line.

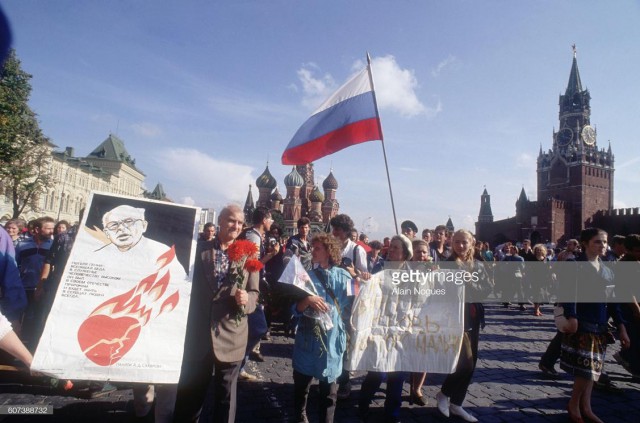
left=256, top=165, right=277, bottom=189
left=322, top=171, right=338, bottom=190
left=284, top=167, right=304, bottom=188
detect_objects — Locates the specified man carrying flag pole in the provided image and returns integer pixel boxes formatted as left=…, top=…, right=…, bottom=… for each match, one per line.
left=281, top=54, right=399, bottom=233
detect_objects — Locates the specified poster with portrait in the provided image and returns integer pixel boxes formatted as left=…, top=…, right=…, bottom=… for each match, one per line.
left=32, top=192, right=199, bottom=383
left=346, top=268, right=465, bottom=373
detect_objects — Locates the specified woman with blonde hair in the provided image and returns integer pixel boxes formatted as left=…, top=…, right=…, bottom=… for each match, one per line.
left=436, top=229, right=493, bottom=422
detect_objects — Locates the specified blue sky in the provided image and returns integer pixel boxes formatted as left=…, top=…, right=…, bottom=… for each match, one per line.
left=3, top=1, right=640, bottom=240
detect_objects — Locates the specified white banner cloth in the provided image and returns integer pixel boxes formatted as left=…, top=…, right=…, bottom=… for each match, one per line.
left=346, top=269, right=464, bottom=373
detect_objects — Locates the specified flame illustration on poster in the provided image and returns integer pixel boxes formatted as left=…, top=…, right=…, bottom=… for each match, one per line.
left=77, top=246, right=180, bottom=366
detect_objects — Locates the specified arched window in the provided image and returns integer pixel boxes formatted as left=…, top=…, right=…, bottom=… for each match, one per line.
left=75, top=196, right=83, bottom=215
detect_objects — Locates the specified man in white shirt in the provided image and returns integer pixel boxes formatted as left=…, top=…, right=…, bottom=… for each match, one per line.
left=330, top=214, right=367, bottom=276
left=240, top=207, right=280, bottom=377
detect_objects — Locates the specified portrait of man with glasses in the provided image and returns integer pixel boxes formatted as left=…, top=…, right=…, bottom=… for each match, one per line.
left=100, top=205, right=149, bottom=252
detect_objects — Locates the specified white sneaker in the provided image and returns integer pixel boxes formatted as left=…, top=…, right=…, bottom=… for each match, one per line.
left=449, top=404, right=478, bottom=422
left=436, top=391, right=450, bottom=417
left=238, top=370, right=257, bottom=381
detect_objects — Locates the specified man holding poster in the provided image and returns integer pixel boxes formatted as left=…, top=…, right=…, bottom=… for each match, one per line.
left=174, top=204, right=260, bottom=423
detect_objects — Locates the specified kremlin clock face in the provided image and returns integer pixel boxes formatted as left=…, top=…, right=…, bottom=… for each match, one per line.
left=557, top=128, right=573, bottom=146
left=581, top=125, right=596, bottom=146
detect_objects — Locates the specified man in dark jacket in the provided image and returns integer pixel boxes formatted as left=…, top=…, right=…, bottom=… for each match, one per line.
left=174, top=205, right=259, bottom=423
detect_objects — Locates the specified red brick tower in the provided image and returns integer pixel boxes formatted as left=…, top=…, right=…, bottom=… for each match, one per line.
left=537, top=47, right=614, bottom=241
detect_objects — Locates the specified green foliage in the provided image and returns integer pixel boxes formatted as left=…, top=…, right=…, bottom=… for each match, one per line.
left=271, top=209, right=285, bottom=232
left=0, top=49, right=51, bottom=218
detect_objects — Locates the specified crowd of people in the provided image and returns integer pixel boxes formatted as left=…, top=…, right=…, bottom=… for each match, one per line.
left=1, top=210, right=639, bottom=423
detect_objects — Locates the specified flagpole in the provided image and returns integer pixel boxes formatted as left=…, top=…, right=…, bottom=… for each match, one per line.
left=366, top=52, right=399, bottom=235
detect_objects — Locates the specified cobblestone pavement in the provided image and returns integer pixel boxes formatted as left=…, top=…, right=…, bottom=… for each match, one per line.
left=1, top=303, right=638, bottom=422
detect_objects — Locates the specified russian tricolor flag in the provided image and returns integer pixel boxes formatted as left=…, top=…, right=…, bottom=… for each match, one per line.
left=282, top=64, right=383, bottom=165
left=346, top=277, right=360, bottom=297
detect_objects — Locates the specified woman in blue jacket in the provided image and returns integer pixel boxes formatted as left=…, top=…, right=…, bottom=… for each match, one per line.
left=292, top=233, right=351, bottom=423
left=560, top=228, right=630, bottom=423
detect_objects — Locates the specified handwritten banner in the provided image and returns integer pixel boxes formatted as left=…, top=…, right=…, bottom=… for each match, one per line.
left=346, top=268, right=464, bottom=373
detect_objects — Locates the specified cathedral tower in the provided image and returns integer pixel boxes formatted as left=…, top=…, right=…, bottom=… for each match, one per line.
left=296, top=164, right=315, bottom=218
left=255, top=164, right=277, bottom=209
left=283, top=167, right=303, bottom=222
left=321, top=171, right=339, bottom=223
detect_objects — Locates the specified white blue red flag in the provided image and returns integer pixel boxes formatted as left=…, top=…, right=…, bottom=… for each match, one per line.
left=346, top=277, right=360, bottom=297
left=282, top=65, right=383, bottom=165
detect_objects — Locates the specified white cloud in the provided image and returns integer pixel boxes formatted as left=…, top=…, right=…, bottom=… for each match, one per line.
left=516, top=153, right=535, bottom=168
left=431, top=55, right=457, bottom=77
left=425, top=97, right=443, bottom=118
left=180, top=196, right=196, bottom=206
left=295, top=56, right=435, bottom=118
left=131, top=122, right=162, bottom=138
left=369, top=55, right=429, bottom=118
left=296, top=64, right=337, bottom=110
left=461, top=215, right=476, bottom=232
left=617, top=156, right=640, bottom=170
left=153, top=148, right=255, bottom=206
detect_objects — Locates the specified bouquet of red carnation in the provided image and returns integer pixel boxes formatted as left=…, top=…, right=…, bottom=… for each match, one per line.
left=227, top=240, right=263, bottom=326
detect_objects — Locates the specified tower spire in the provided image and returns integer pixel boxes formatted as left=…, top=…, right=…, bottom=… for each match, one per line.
left=478, top=187, right=493, bottom=223
left=565, top=44, right=583, bottom=96
left=243, top=184, right=255, bottom=222
left=517, top=186, right=528, bottom=205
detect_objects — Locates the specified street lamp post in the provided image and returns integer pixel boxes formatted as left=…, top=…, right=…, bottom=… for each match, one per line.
left=56, top=167, right=68, bottom=221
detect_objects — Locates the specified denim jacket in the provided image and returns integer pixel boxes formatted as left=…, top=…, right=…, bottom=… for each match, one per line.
left=292, top=266, right=351, bottom=382
left=561, top=254, right=625, bottom=330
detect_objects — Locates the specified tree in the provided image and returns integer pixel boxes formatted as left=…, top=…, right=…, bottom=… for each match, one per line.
left=0, top=49, right=51, bottom=219
left=271, top=209, right=285, bottom=232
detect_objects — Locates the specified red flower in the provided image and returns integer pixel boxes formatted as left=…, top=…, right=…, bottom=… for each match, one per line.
left=227, top=240, right=258, bottom=262
left=244, top=259, right=263, bottom=273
